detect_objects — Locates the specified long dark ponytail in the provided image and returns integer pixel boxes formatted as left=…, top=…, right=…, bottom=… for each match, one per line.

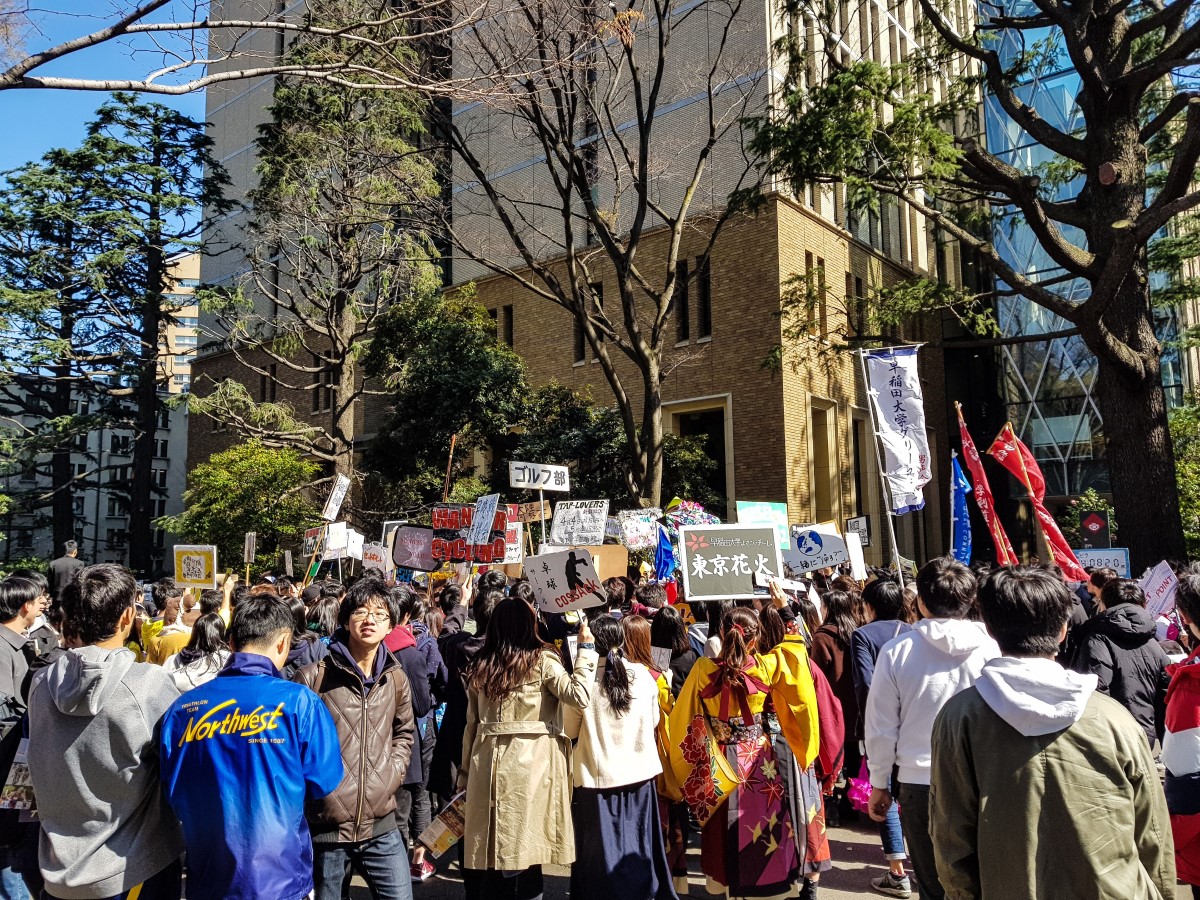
left=716, top=607, right=759, bottom=689
left=592, top=615, right=632, bottom=716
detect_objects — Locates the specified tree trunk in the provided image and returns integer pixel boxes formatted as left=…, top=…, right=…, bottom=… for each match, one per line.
left=127, top=164, right=165, bottom=579
left=639, top=365, right=665, bottom=509
left=1085, top=274, right=1186, bottom=571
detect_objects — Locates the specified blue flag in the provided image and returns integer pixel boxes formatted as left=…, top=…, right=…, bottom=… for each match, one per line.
left=655, top=524, right=676, bottom=581
left=951, top=454, right=973, bottom=564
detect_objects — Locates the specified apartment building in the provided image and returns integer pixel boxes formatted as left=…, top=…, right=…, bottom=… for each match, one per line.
left=192, top=0, right=975, bottom=565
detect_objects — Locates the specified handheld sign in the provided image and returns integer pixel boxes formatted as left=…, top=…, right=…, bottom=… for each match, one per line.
left=243, top=532, right=257, bottom=565
left=1140, top=561, right=1179, bottom=618
left=617, top=508, right=660, bottom=551
left=509, top=460, right=571, bottom=492
left=527, top=548, right=606, bottom=613
left=467, top=494, right=501, bottom=547
left=549, top=500, right=609, bottom=546
left=845, top=531, right=868, bottom=581
left=321, top=474, right=352, bottom=522
left=845, top=516, right=871, bottom=548
left=735, top=501, right=791, bottom=555
left=785, top=522, right=850, bottom=574
left=392, top=526, right=439, bottom=572
left=174, top=545, right=218, bottom=590
left=517, top=501, right=552, bottom=523
left=362, top=542, right=390, bottom=573
left=504, top=521, right=524, bottom=564
left=347, top=529, right=365, bottom=561
left=284, top=550, right=294, bottom=578
left=678, top=525, right=782, bottom=601
left=1074, top=547, right=1130, bottom=578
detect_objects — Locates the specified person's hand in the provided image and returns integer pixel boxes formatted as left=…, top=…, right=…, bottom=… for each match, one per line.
left=868, top=787, right=893, bottom=822
left=768, top=579, right=788, bottom=610
left=577, top=617, right=593, bottom=646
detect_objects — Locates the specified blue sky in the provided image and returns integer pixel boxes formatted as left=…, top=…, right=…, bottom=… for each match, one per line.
left=0, top=2, right=207, bottom=172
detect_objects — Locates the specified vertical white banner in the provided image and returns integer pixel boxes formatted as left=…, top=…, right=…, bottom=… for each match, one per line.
left=864, top=347, right=931, bottom=515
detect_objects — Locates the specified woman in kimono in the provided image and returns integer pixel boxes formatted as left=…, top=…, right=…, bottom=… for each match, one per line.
left=667, top=596, right=821, bottom=900
left=459, top=598, right=597, bottom=900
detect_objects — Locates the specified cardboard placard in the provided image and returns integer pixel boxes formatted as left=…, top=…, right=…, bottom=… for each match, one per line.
left=509, top=460, right=570, bottom=492
left=467, top=494, right=501, bottom=547
left=845, top=515, right=871, bottom=548
left=392, top=526, right=439, bottom=572
left=346, top=529, right=365, bottom=561
left=527, top=548, right=606, bottom=613
left=785, top=522, right=850, bottom=573
left=535, top=543, right=629, bottom=582
left=678, top=525, right=782, bottom=601
left=321, top=474, right=352, bottom=522
left=549, top=500, right=609, bottom=546
left=302, top=527, right=325, bottom=558
left=845, top=531, right=868, bottom=581
left=174, top=545, right=218, bottom=590
left=504, top=521, right=524, bottom=565
left=325, top=522, right=348, bottom=553
left=431, top=503, right=508, bottom=564
left=243, top=532, right=256, bottom=565
left=517, top=501, right=552, bottom=524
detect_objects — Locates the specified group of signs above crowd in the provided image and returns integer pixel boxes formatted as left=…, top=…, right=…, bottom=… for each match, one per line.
left=168, top=461, right=1173, bottom=620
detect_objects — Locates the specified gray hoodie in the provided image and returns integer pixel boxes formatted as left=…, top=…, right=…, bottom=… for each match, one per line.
left=28, top=646, right=185, bottom=899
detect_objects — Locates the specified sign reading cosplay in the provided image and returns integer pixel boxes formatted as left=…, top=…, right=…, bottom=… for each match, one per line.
left=864, top=347, right=932, bottom=514
left=678, top=525, right=782, bottom=600
left=527, top=548, right=606, bottom=613
left=549, top=500, right=609, bottom=546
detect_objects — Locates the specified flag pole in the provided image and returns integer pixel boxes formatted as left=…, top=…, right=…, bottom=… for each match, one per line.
left=949, top=450, right=957, bottom=557
left=857, top=349, right=906, bottom=588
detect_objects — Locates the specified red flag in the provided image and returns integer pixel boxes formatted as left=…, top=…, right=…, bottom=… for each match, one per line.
left=955, top=404, right=1019, bottom=566
left=987, top=423, right=1088, bottom=581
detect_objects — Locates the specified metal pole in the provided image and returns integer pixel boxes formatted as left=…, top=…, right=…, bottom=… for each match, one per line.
left=857, top=349, right=906, bottom=588
left=948, top=450, right=957, bottom=557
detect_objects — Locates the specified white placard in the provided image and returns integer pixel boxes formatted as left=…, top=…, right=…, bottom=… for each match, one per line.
left=321, top=474, right=352, bottom=522
left=467, top=494, right=501, bottom=547
left=509, top=460, right=571, bottom=492
left=526, top=548, right=606, bottom=613
left=1074, top=548, right=1131, bottom=578
left=549, top=500, right=609, bottom=546
left=346, top=529, right=365, bottom=561
left=1140, top=560, right=1179, bottom=618
left=325, top=522, right=348, bottom=552
left=845, top=531, right=868, bottom=581
left=784, top=522, right=850, bottom=573
left=284, top=550, right=294, bottom=578
left=504, top=522, right=524, bottom=564
left=362, top=542, right=391, bottom=572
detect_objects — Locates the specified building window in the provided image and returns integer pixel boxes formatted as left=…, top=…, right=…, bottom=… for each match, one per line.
left=73, top=463, right=88, bottom=479
left=178, top=278, right=200, bottom=288
left=172, top=374, right=190, bottom=391
left=74, top=399, right=90, bottom=416
left=573, top=308, right=586, bottom=363
left=156, top=498, right=167, bottom=517
left=675, top=259, right=691, bottom=343
left=107, top=495, right=126, bottom=518
left=73, top=495, right=85, bottom=516
left=312, top=355, right=333, bottom=412
left=19, top=467, right=36, bottom=484
left=158, top=408, right=170, bottom=429
left=174, top=334, right=198, bottom=347
left=155, top=439, right=169, bottom=458
left=108, top=465, right=129, bottom=484
left=14, top=529, right=33, bottom=550
left=500, top=305, right=514, bottom=347
left=697, top=257, right=712, bottom=339
left=154, top=529, right=166, bottom=549
left=110, top=435, right=131, bottom=455
left=72, top=433, right=89, bottom=452
left=152, top=467, right=167, bottom=488
left=106, top=528, right=127, bottom=550
left=176, top=316, right=198, bottom=328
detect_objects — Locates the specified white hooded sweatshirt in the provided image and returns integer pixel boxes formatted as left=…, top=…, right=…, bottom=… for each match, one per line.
left=974, top=655, right=1097, bottom=736
left=865, top=618, right=1000, bottom=787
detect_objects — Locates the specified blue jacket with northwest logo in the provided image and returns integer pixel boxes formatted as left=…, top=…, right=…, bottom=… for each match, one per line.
left=159, top=652, right=343, bottom=900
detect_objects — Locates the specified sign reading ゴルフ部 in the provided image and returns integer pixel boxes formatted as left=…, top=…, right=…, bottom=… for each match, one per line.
left=509, top=460, right=571, bottom=492
left=678, top=525, right=782, bottom=600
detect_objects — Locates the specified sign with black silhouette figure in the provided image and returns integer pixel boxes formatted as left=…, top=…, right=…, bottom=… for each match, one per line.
left=527, top=548, right=606, bottom=613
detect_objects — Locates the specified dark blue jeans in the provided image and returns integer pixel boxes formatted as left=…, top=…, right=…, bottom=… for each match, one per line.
left=313, top=829, right=412, bottom=900
left=42, top=858, right=181, bottom=900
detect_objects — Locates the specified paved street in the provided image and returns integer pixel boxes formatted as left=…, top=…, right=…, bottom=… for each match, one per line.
left=345, top=817, right=1199, bottom=899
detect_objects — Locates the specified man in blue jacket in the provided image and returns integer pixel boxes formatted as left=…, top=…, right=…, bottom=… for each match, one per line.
left=159, top=594, right=343, bottom=900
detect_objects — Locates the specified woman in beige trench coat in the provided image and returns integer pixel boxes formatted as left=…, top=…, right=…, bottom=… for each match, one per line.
left=458, top=596, right=597, bottom=900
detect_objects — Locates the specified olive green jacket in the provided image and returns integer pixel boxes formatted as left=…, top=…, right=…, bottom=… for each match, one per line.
left=931, top=687, right=1175, bottom=900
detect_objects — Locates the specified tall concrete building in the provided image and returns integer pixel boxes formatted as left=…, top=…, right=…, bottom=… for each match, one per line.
left=192, top=0, right=977, bottom=565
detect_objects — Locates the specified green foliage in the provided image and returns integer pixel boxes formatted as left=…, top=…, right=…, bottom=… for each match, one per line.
left=1170, top=396, right=1200, bottom=559
left=1052, top=488, right=1118, bottom=550
left=494, top=383, right=722, bottom=512
left=158, top=441, right=320, bottom=577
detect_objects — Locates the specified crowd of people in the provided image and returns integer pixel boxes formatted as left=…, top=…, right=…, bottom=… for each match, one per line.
left=0, top=542, right=1197, bottom=900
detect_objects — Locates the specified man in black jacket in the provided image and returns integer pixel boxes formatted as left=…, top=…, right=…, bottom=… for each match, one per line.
left=1070, top=578, right=1170, bottom=747
left=47, top=541, right=84, bottom=601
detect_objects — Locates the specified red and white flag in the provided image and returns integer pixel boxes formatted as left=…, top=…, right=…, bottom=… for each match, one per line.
left=955, top=404, right=1018, bottom=566
left=987, top=423, right=1088, bottom=581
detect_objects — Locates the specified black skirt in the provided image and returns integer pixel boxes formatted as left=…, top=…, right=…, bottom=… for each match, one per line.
left=570, top=778, right=679, bottom=900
